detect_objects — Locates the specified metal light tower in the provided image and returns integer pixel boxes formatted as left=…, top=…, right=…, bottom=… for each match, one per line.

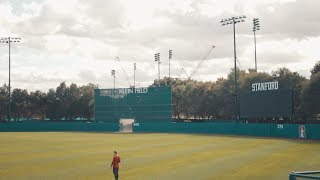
left=111, top=69, right=116, bottom=119
left=253, top=18, right=260, bottom=72
left=154, top=53, right=160, bottom=86
left=111, top=69, right=116, bottom=96
left=169, top=50, right=172, bottom=79
left=220, top=15, right=246, bottom=120
left=0, top=37, right=21, bottom=121
left=133, top=63, right=136, bottom=88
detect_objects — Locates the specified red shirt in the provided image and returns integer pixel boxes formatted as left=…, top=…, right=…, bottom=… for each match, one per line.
left=112, top=156, right=120, bottom=169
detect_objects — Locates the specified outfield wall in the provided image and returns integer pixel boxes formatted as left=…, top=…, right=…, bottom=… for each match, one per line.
left=0, top=121, right=118, bottom=132
left=132, top=122, right=320, bottom=140
left=0, top=121, right=319, bottom=140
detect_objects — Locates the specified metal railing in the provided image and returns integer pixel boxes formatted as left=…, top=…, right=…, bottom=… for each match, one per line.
left=289, top=171, right=320, bottom=180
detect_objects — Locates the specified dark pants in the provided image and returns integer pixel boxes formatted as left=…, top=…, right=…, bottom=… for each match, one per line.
left=113, top=168, right=119, bottom=180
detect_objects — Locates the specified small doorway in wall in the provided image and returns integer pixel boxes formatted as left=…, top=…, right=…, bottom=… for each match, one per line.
left=119, top=119, right=135, bottom=133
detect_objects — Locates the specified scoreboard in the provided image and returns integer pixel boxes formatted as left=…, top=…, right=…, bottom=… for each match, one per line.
left=94, top=86, right=172, bottom=122
left=240, top=81, right=293, bottom=118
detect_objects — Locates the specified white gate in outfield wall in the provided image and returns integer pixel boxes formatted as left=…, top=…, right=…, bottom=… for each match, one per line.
left=299, top=125, right=306, bottom=139
left=119, top=119, right=135, bottom=133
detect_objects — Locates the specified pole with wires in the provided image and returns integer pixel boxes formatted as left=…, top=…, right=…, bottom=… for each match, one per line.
left=115, top=56, right=132, bottom=87
left=0, top=37, right=21, bottom=121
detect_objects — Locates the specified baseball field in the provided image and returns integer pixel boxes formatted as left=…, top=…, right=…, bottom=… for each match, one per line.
left=0, top=132, right=319, bottom=180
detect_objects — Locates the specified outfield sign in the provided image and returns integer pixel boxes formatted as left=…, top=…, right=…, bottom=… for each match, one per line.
left=100, top=87, right=148, bottom=96
left=252, top=81, right=278, bottom=91
left=118, top=88, right=148, bottom=94
left=277, top=124, right=284, bottom=129
left=133, top=122, right=140, bottom=127
left=95, top=86, right=172, bottom=122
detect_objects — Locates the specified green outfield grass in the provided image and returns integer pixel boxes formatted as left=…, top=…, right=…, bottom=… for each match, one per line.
left=0, top=132, right=319, bottom=180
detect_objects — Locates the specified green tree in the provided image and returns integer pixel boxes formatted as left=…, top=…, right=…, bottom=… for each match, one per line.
left=220, top=68, right=245, bottom=119
left=79, top=84, right=95, bottom=120
left=29, top=90, right=47, bottom=120
left=271, top=68, right=307, bottom=120
left=0, top=84, right=8, bottom=120
left=311, top=61, right=320, bottom=76
left=302, top=62, right=320, bottom=119
left=11, top=88, right=29, bottom=121
left=302, top=73, right=320, bottom=119
left=172, top=79, right=185, bottom=119
left=55, top=82, right=68, bottom=120
left=215, top=77, right=233, bottom=119
left=67, top=83, right=80, bottom=120
left=45, top=88, right=59, bottom=120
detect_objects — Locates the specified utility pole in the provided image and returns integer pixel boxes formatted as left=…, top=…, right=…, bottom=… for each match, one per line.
left=253, top=18, right=260, bottom=72
left=220, top=16, right=246, bottom=120
left=154, top=53, right=160, bottom=86
left=0, top=37, right=21, bottom=121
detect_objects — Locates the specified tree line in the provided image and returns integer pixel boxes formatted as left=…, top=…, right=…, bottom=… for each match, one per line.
left=0, top=61, right=319, bottom=122
left=0, top=83, right=96, bottom=121
left=154, top=61, right=320, bottom=122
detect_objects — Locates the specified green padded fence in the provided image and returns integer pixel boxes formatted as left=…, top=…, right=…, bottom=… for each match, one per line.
left=1, top=121, right=320, bottom=140
left=0, top=121, right=118, bottom=132
left=133, top=122, right=320, bottom=140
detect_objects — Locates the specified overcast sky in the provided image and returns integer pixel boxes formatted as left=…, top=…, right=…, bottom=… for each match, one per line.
left=0, top=0, right=319, bottom=91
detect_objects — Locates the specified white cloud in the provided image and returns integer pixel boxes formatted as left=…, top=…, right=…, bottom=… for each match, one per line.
left=0, top=0, right=319, bottom=92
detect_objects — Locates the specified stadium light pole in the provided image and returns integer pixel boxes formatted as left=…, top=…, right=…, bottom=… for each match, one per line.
left=154, top=53, right=160, bottom=86
left=220, top=15, right=246, bottom=120
left=111, top=69, right=115, bottom=96
left=111, top=69, right=116, bottom=119
left=133, top=63, right=136, bottom=88
left=0, top=37, right=21, bottom=121
left=253, top=18, right=260, bottom=72
left=169, top=50, right=172, bottom=79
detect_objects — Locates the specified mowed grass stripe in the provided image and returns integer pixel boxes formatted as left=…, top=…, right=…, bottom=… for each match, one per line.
left=0, top=133, right=302, bottom=178
left=1, top=133, right=244, bottom=177
left=213, top=141, right=320, bottom=180
left=0, top=133, right=212, bottom=177
left=153, top=140, right=288, bottom=178
left=122, top=138, right=248, bottom=171
left=0, top=132, right=319, bottom=180
left=123, top=138, right=248, bottom=167
left=122, top=138, right=286, bottom=179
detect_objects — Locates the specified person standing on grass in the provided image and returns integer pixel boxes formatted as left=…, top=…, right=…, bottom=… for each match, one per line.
left=111, top=151, right=120, bottom=180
